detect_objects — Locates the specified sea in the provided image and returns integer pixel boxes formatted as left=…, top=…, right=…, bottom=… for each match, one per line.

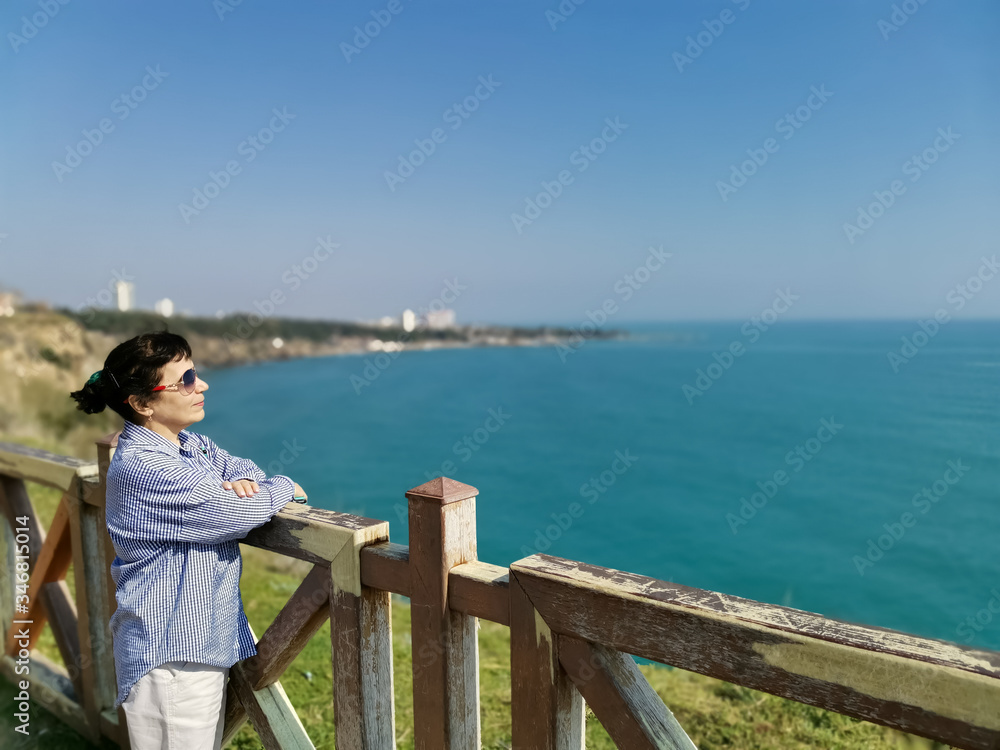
left=198, top=320, right=1000, bottom=653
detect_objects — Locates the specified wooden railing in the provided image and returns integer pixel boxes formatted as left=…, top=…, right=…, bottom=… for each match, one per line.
left=1, top=433, right=999, bottom=749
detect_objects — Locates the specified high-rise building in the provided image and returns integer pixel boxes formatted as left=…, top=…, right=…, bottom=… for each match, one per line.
left=115, top=281, right=135, bottom=311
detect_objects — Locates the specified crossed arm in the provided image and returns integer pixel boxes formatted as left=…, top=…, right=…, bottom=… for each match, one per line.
left=109, top=446, right=303, bottom=547
left=200, top=434, right=307, bottom=501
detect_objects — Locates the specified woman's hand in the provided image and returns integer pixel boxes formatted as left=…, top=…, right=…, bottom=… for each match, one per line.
left=223, top=479, right=259, bottom=498
left=292, top=482, right=308, bottom=502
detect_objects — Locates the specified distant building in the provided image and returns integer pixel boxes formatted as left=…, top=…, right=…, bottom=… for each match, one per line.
left=115, top=281, right=135, bottom=311
left=424, top=309, right=456, bottom=329
left=401, top=309, right=417, bottom=332
left=154, top=298, right=174, bottom=318
left=0, top=291, right=21, bottom=317
left=378, top=316, right=396, bottom=328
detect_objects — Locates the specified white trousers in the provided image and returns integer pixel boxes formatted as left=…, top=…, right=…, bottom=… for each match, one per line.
left=121, top=661, right=230, bottom=750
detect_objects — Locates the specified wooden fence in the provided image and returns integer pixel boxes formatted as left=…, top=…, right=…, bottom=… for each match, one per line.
left=1, top=432, right=998, bottom=749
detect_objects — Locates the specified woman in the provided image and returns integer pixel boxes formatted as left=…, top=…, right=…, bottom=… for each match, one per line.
left=70, top=331, right=307, bottom=750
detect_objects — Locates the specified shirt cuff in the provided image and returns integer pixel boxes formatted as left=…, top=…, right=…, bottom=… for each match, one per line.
left=260, top=475, right=296, bottom=513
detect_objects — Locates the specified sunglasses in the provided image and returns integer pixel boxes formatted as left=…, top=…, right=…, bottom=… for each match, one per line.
left=121, top=368, right=199, bottom=403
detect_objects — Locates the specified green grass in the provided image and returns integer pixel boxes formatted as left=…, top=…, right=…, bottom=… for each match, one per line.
left=0, top=444, right=948, bottom=750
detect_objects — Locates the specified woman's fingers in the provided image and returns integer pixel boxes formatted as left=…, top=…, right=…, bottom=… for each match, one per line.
left=223, top=479, right=259, bottom=497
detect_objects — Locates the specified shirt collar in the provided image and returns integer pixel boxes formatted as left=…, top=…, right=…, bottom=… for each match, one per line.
left=119, top=420, right=202, bottom=457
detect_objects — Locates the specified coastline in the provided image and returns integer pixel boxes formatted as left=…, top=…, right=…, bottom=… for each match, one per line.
left=49, top=307, right=625, bottom=369
left=0, top=310, right=623, bottom=455
left=188, top=328, right=614, bottom=369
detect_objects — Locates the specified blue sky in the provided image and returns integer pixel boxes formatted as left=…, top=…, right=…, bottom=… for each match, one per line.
left=2, top=0, right=998, bottom=325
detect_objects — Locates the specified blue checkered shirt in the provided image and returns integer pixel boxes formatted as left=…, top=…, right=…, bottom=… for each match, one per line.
left=105, top=420, right=295, bottom=708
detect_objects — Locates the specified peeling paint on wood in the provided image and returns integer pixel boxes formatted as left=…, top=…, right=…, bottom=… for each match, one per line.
left=509, top=572, right=584, bottom=750
left=330, top=583, right=396, bottom=749
left=0, top=441, right=98, bottom=491
left=360, top=542, right=410, bottom=597
left=406, top=479, right=481, bottom=750
left=512, top=554, right=1000, bottom=749
left=243, top=503, right=389, bottom=596
left=68, top=492, right=118, bottom=733
left=753, top=639, right=1000, bottom=732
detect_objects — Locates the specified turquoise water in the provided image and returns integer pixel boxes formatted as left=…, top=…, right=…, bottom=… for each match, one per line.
left=198, top=321, right=1000, bottom=652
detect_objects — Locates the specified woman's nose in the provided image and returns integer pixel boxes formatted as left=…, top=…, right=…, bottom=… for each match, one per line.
left=197, top=378, right=209, bottom=392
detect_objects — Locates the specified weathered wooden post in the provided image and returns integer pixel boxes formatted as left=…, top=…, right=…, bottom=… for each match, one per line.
left=329, top=539, right=396, bottom=749
left=95, top=431, right=130, bottom=749
left=406, top=477, right=480, bottom=750
left=0, top=490, right=13, bottom=666
left=509, top=565, right=584, bottom=749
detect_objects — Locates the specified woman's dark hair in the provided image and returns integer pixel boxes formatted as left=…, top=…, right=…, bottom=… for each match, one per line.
left=70, top=332, right=193, bottom=424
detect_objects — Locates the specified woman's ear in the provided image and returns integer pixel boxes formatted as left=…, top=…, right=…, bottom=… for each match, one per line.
left=128, top=394, right=152, bottom=420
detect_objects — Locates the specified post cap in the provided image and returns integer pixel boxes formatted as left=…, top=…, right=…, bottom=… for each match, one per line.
left=405, top=476, right=478, bottom=505
left=97, top=430, right=120, bottom=448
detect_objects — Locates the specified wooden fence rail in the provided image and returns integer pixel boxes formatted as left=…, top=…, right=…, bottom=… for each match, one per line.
left=1, top=433, right=999, bottom=749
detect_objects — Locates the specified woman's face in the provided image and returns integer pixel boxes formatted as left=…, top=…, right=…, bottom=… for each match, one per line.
left=141, top=356, right=209, bottom=431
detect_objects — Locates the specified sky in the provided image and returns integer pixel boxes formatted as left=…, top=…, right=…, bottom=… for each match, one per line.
left=2, top=0, right=998, bottom=326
